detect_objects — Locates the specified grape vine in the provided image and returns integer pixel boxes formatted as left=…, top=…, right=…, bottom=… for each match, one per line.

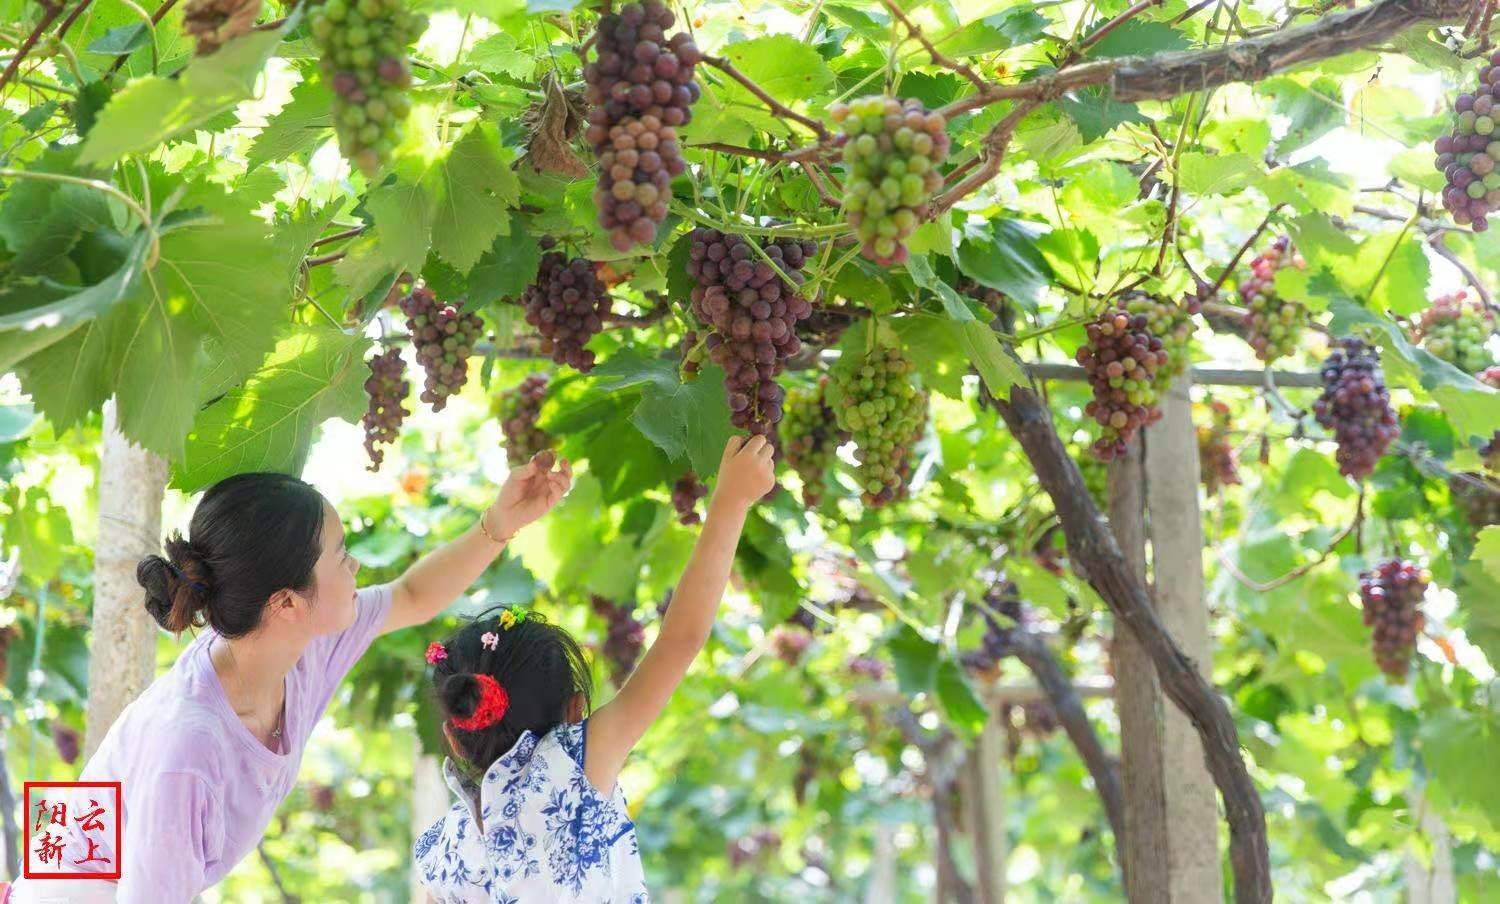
left=309, top=0, right=424, bottom=176
left=1357, top=559, right=1429, bottom=680
left=1436, top=50, right=1500, bottom=232
left=493, top=373, right=552, bottom=467
left=400, top=287, right=483, bottom=413
left=687, top=228, right=817, bottom=436
left=360, top=347, right=408, bottom=471
left=1410, top=289, right=1496, bottom=373
left=1312, top=338, right=1399, bottom=481
left=583, top=0, right=701, bottom=251
left=828, top=343, right=928, bottom=506
left=1238, top=236, right=1310, bottom=363
left=831, top=96, right=950, bottom=266
left=521, top=249, right=613, bottom=373
left=781, top=377, right=846, bottom=508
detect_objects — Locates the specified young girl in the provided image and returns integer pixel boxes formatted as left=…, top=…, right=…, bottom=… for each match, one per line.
left=11, top=451, right=572, bottom=904
left=414, top=434, right=776, bottom=902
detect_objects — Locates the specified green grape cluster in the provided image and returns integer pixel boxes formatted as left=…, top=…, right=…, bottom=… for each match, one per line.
left=829, top=345, right=928, bottom=506
left=1238, top=236, right=1310, bottom=363
left=829, top=96, right=949, bottom=266
left=781, top=376, right=846, bottom=508
left=1411, top=290, right=1496, bottom=373
left=310, top=0, right=424, bottom=176
left=1122, top=291, right=1199, bottom=391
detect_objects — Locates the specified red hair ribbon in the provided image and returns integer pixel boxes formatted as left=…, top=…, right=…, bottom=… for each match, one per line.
left=450, top=674, right=509, bottom=732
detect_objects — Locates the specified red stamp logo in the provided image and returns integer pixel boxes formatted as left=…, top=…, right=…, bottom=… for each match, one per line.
left=22, top=782, right=121, bottom=880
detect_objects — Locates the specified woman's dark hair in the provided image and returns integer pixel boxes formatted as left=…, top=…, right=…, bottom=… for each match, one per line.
left=431, top=606, right=593, bottom=780
left=136, top=473, right=326, bottom=638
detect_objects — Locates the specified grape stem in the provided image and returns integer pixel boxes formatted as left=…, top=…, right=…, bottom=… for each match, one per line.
left=1216, top=488, right=1364, bottom=592
left=1365, top=207, right=1420, bottom=300
left=1209, top=204, right=1286, bottom=295
left=0, top=0, right=66, bottom=97
left=1080, top=0, right=1165, bottom=51
left=879, top=0, right=989, bottom=94
left=108, top=0, right=179, bottom=76
left=311, top=225, right=367, bottom=249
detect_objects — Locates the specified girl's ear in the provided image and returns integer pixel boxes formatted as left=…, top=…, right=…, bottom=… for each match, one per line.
left=567, top=691, right=585, bottom=723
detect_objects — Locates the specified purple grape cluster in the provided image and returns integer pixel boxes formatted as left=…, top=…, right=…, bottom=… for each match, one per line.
left=309, top=0, right=424, bottom=175
left=51, top=723, right=80, bottom=765
left=1197, top=399, right=1241, bottom=495
left=848, top=655, right=887, bottom=681
left=1435, top=51, right=1500, bottom=231
left=727, top=828, right=781, bottom=870
left=522, top=251, right=612, bottom=373
left=1450, top=473, right=1500, bottom=528
left=829, top=96, right=950, bottom=265
left=1358, top=559, right=1429, bottom=679
left=1312, top=339, right=1399, bottom=480
left=687, top=228, right=817, bottom=435
left=671, top=472, right=707, bottom=525
left=1239, top=237, right=1310, bottom=363
left=400, top=287, right=483, bottom=413
left=959, top=581, right=1022, bottom=676
left=494, top=373, right=551, bottom=467
left=1077, top=303, right=1169, bottom=460
left=781, top=376, right=846, bottom=508
left=591, top=595, right=645, bottom=687
left=360, top=347, right=409, bottom=470
left=583, top=0, right=701, bottom=251
left=770, top=624, right=813, bottom=665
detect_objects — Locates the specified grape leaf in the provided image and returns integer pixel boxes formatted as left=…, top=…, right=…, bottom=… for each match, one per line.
left=1083, top=20, right=1190, bottom=59
left=174, top=327, right=369, bottom=492
left=1060, top=87, right=1146, bottom=143
left=890, top=623, right=940, bottom=696
left=247, top=77, right=334, bottom=170
left=943, top=7, right=1050, bottom=56
left=1268, top=77, right=1343, bottom=155
left=466, top=32, right=533, bottom=80
left=366, top=181, right=434, bottom=275
left=955, top=218, right=1055, bottom=304
left=935, top=659, right=988, bottom=738
left=79, top=25, right=288, bottom=165
left=426, top=123, right=520, bottom=274
left=1174, top=152, right=1260, bottom=196
left=1419, top=705, right=1500, bottom=832
left=469, top=218, right=543, bottom=305
left=588, top=350, right=733, bottom=476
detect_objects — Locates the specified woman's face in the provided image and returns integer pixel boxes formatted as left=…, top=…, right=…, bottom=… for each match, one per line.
left=304, top=500, right=361, bottom=637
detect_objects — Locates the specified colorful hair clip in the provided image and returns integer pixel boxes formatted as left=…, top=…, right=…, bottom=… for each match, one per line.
left=425, top=641, right=448, bottom=665
left=449, top=674, right=509, bottom=732
left=480, top=631, right=499, bottom=651
left=500, top=607, right=528, bottom=630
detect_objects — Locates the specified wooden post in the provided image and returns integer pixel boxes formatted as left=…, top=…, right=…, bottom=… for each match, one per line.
left=1404, top=790, right=1456, bottom=904
left=1108, top=442, right=1172, bottom=901
left=84, top=399, right=169, bottom=760
left=1143, top=375, right=1225, bottom=901
left=863, top=824, right=898, bottom=904
left=958, top=712, right=1008, bottom=903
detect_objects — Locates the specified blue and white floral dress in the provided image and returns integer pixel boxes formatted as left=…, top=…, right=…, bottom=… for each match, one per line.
left=414, top=719, right=649, bottom=903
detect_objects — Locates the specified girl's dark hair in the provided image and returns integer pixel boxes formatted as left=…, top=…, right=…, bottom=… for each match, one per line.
left=431, top=606, right=593, bottom=779
left=136, top=473, right=326, bottom=638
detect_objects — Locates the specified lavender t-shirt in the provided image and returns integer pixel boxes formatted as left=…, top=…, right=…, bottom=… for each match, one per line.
left=27, top=582, right=393, bottom=903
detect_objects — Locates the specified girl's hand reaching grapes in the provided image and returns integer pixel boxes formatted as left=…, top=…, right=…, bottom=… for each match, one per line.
left=485, top=451, right=573, bottom=541
left=710, top=435, right=776, bottom=511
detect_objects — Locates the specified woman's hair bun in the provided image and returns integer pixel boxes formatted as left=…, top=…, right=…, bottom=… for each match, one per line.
left=439, top=673, right=482, bottom=719
left=136, top=533, right=213, bottom=633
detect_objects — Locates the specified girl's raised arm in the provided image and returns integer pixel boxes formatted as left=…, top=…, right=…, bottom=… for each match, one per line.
left=382, top=452, right=572, bottom=635
left=584, top=435, right=776, bottom=793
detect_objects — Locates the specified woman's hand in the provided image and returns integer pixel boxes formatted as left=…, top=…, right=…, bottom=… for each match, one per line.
left=485, top=451, right=573, bottom=541
left=709, top=435, right=776, bottom=512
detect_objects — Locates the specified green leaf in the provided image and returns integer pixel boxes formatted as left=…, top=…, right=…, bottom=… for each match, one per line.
left=174, top=327, right=369, bottom=492
left=1420, top=706, right=1500, bottom=832
left=1060, top=87, right=1146, bottom=143
left=935, top=659, right=988, bottom=738
left=1083, top=20, right=1189, bottom=59
left=366, top=181, right=434, bottom=275
left=247, top=77, right=334, bottom=170
left=78, top=26, right=288, bottom=165
left=1356, top=231, right=1430, bottom=317
left=889, top=623, right=939, bottom=696
left=1269, top=77, right=1343, bottom=155
left=86, top=24, right=152, bottom=57
left=955, top=219, right=1055, bottom=304
left=712, top=36, right=834, bottom=137
left=943, top=7, right=1049, bottom=56
left=426, top=123, right=520, bottom=274
left=469, top=219, right=543, bottom=305
left=1174, top=152, right=1260, bottom=196
left=466, top=32, right=533, bottom=80
left=588, top=349, right=733, bottom=476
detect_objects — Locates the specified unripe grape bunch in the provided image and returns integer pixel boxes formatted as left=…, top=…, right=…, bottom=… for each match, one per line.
left=1312, top=338, right=1400, bottom=480
left=1435, top=51, right=1500, bottom=232
left=1238, top=236, right=1310, bottom=363
left=671, top=472, right=708, bottom=524
left=521, top=251, right=613, bottom=373
left=830, top=96, right=950, bottom=266
left=1410, top=290, right=1496, bottom=373
left=1076, top=301, right=1169, bottom=460
left=828, top=344, right=928, bottom=506
left=309, top=0, right=424, bottom=176
left=1197, top=399, right=1241, bottom=495
left=781, top=376, right=846, bottom=508
left=1122, top=291, right=1199, bottom=391
left=1357, top=559, right=1429, bottom=679
left=493, top=373, right=551, bottom=467
left=399, top=287, right=483, bottom=412
left=583, top=0, right=701, bottom=251
left=687, top=228, right=817, bottom=435
left=360, top=347, right=408, bottom=471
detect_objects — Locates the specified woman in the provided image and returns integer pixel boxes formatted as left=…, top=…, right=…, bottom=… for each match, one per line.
left=11, top=452, right=571, bottom=904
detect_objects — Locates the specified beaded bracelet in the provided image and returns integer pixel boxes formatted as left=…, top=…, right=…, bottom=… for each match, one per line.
left=478, top=510, right=515, bottom=544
